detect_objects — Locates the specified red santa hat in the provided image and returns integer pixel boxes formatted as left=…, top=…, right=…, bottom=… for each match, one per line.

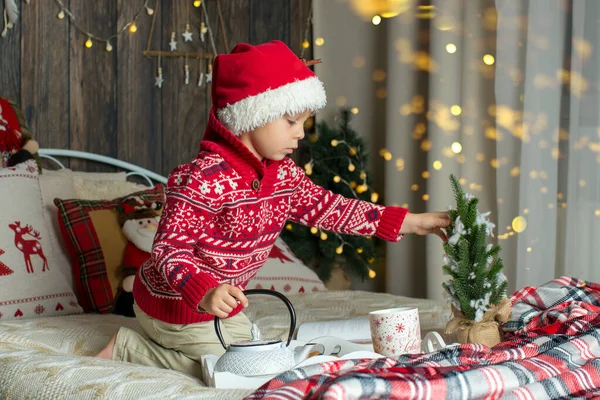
left=213, top=40, right=327, bottom=136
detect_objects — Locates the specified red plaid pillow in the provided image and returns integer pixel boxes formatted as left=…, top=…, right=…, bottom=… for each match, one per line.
left=54, top=185, right=164, bottom=313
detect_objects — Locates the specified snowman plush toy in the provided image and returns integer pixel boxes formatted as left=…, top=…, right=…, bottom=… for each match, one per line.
left=113, top=196, right=162, bottom=317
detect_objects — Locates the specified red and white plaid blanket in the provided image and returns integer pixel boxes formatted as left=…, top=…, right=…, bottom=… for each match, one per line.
left=246, top=276, right=600, bottom=399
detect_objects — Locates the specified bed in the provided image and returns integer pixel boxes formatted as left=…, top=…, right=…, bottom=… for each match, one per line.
left=3, top=150, right=600, bottom=400
left=0, top=149, right=451, bottom=399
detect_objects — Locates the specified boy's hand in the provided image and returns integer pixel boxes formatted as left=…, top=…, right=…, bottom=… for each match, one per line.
left=198, top=284, right=249, bottom=318
left=400, top=212, right=451, bottom=242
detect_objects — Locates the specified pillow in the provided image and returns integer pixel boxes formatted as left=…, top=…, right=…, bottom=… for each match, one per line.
left=73, top=177, right=151, bottom=201
left=0, top=160, right=82, bottom=321
left=38, top=169, right=78, bottom=288
left=43, top=168, right=128, bottom=181
left=55, top=185, right=165, bottom=313
left=248, top=238, right=327, bottom=294
left=38, top=169, right=133, bottom=288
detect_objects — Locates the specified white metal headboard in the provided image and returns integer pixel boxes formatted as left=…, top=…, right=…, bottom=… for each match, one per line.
left=38, top=149, right=168, bottom=186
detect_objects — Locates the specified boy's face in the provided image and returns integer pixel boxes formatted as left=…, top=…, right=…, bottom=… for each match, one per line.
left=239, top=110, right=313, bottom=161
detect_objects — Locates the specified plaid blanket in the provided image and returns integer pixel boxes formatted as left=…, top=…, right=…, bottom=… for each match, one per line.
left=246, top=276, right=600, bottom=400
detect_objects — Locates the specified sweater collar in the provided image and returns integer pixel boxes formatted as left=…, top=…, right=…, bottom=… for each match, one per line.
left=200, top=108, right=279, bottom=183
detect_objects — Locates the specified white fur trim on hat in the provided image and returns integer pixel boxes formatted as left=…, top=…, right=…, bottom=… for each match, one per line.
left=216, top=76, right=326, bottom=136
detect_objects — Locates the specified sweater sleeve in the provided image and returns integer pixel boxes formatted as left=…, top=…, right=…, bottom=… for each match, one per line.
left=150, top=163, right=221, bottom=312
left=286, top=162, right=409, bottom=242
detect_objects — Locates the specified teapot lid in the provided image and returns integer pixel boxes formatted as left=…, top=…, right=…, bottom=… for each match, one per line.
left=229, top=323, right=282, bottom=349
left=230, top=338, right=281, bottom=348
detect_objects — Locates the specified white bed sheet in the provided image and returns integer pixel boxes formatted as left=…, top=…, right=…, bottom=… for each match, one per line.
left=0, top=290, right=449, bottom=399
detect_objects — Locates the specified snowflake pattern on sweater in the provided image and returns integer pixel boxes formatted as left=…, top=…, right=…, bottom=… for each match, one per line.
left=133, top=111, right=408, bottom=324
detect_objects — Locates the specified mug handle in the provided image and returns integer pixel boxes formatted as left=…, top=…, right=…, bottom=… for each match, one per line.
left=214, top=289, right=296, bottom=349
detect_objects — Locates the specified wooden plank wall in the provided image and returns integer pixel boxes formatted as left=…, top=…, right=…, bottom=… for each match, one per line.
left=0, top=0, right=312, bottom=176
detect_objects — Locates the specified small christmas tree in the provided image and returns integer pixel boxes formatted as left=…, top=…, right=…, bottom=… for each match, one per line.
left=281, top=108, right=380, bottom=282
left=442, top=174, right=508, bottom=322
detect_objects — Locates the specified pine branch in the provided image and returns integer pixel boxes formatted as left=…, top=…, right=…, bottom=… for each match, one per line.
left=490, top=280, right=508, bottom=305
left=487, top=256, right=504, bottom=277
left=465, top=198, right=479, bottom=228
left=449, top=174, right=468, bottom=217
left=442, top=264, right=459, bottom=279
left=486, top=245, right=501, bottom=259
left=443, top=242, right=459, bottom=261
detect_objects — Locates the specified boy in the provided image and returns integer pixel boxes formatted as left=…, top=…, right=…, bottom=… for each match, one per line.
left=95, top=40, right=450, bottom=377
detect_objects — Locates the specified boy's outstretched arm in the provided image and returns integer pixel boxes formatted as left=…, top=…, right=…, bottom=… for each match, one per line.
left=286, top=160, right=449, bottom=241
left=400, top=212, right=450, bottom=242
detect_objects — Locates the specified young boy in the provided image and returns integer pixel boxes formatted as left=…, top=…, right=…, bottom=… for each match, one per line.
left=95, top=40, right=450, bottom=377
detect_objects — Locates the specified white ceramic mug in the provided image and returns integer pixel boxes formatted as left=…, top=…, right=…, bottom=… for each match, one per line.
left=369, top=307, right=421, bottom=357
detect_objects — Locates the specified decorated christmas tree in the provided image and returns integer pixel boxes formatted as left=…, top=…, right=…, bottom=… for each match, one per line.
left=442, top=174, right=508, bottom=326
left=281, top=108, right=381, bottom=282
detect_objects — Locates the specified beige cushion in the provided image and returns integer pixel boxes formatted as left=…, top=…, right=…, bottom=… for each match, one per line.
left=38, top=170, right=77, bottom=288
left=73, top=178, right=150, bottom=201
left=43, top=168, right=127, bottom=181
left=0, top=160, right=81, bottom=321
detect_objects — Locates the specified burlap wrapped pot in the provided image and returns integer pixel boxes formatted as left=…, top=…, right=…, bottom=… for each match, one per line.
left=445, top=297, right=512, bottom=348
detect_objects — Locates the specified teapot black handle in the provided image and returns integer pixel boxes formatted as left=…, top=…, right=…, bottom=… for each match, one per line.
left=214, top=289, right=296, bottom=349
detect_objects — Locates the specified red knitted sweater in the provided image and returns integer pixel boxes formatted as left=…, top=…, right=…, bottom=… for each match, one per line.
left=133, top=110, right=409, bottom=324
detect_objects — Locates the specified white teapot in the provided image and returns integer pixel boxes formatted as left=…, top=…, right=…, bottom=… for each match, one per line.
left=213, top=289, right=318, bottom=377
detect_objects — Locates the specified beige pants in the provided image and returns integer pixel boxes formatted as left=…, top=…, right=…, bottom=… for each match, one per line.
left=112, top=303, right=252, bottom=377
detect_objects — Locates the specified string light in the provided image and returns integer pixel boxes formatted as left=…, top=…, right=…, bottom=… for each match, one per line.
left=446, top=43, right=457, bottom=54
left=310, top=227, right=318, bottom=234
left=372, top=15, right=382, bottom=25
left=331, top=140, right=339, bottom=147
left=194, top=0, right=202, bottom=7
left=336, top=245, right=344, bottom=254
left=304, top=161, right=313, bottom=175
left=483, top=54, right=495, bottom=65
left=333, top=175, right=342, bottom=183
left=320, top=232, right=328, bottom=241
left=512, top=216, right=527, bottom=233
left=371, top=192, right=379, bottom=202
left=54, top=0, right=150, bottom=49
left=356, top=184, right=368, bottom=194
left=348, top=162, right=356, bottom=172
left=451, top=142, right=462, bottom=153
left=286, top=224, right=293, bottom=231
left=357, top=248, right=363, bottom=254
left=368, top=268, right=376, bottom=279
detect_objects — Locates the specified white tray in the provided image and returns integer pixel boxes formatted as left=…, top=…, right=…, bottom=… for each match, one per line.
left=200, top=337, right=381, bottom=389
left=200, top=333, right=456, bottom=389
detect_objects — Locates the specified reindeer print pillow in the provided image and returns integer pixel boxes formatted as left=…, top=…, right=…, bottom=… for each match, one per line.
left=0, top=160, right=82, bottom=321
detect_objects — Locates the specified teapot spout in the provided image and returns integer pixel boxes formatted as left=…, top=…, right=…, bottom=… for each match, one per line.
left=294, top=343, right=324, bottom=364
